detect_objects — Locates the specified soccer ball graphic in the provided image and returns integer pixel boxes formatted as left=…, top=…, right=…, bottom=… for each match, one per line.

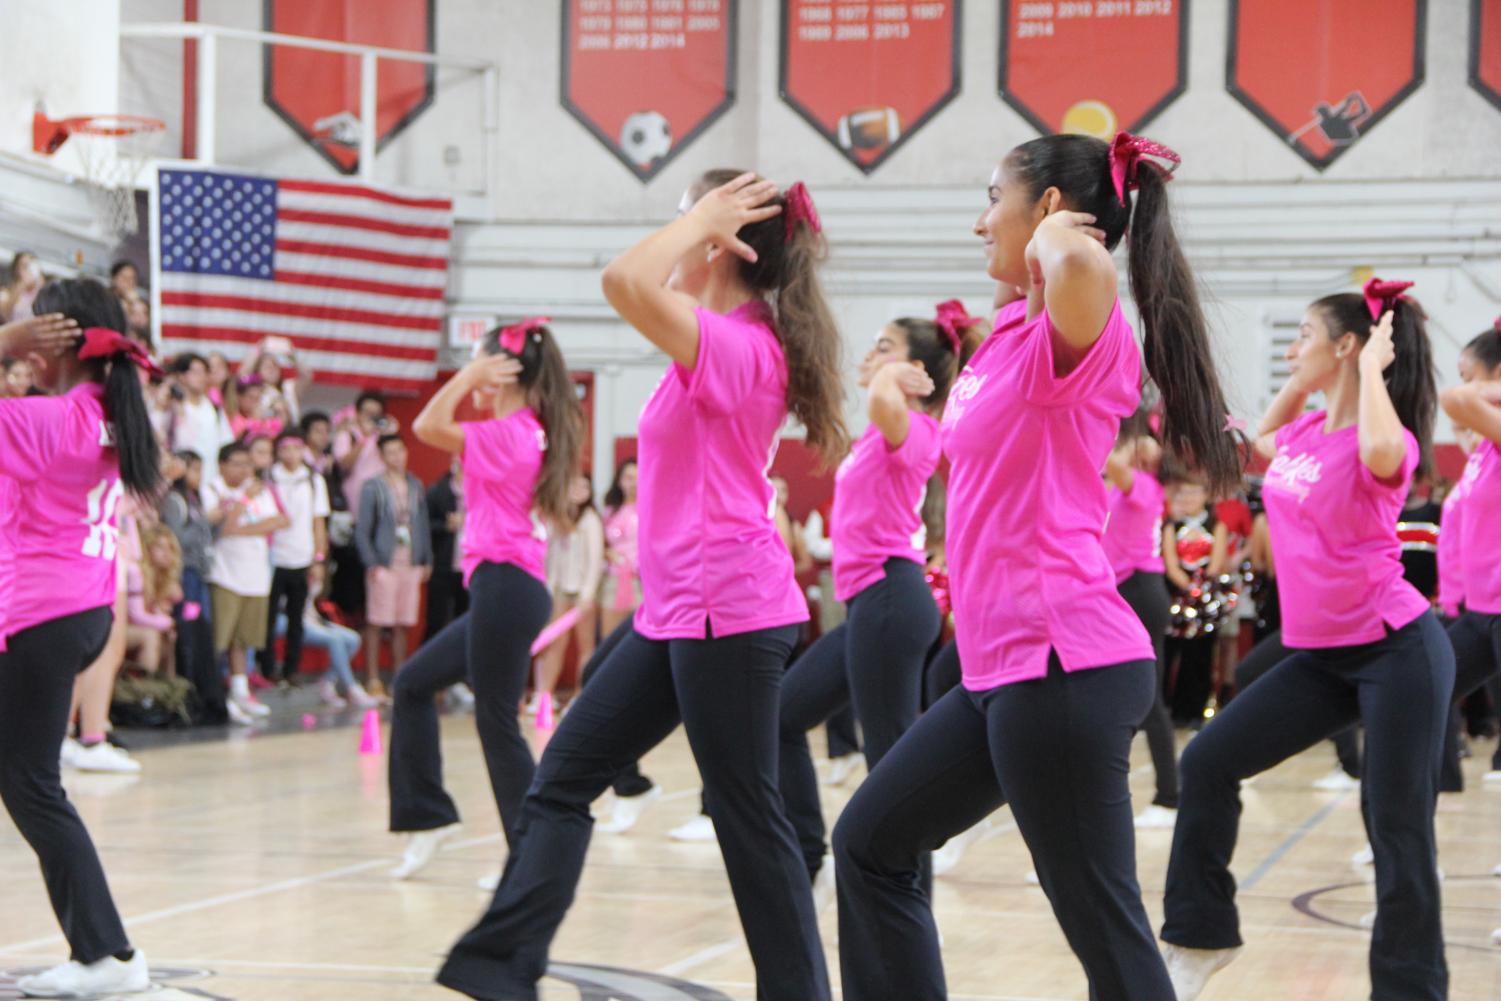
left=620, top=110, right=672, bottom=168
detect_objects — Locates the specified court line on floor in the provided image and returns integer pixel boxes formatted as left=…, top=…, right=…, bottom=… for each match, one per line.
left=1239, top=790, right=1350, bottom=892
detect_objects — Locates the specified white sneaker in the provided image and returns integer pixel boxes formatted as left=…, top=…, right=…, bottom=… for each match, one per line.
left=1313, top=768, right=1360, bottom=791
left=59, top=737, right=85, bottom=771
left=1162, top=943, right=1240, bottom=1001
left=390, top=822, right=463, bottom=880
left=824, top=753, right=862, bottom=787
left=17, top=950, right=150, bottom=997
left=1024, top=869, right=1040, bottom=885
left=476, top=870, right=501, bottom=892
left=1493, top=862, right=1501, bottom=877
left=1482, top=770, right=1501, bottom=783
left=813, top=853, right=836, bottom=914
left=71, top=741, right=142, bottom=775
left=932, top=817, right=994, bottom=877
left=668, top=814, right=716, bottom=842
left=232, top=693, right=270, bottom=718
left=318, top=681, right=348, bottom=710
left=347, top=684, right=380, bottom=709
left=1359, top=909, right=1377, bottom=929
left=1352, top=843, right=1375, bottom=867
left=448, top=682, right=476, bottom=712
left=595, top=785, right=661, bottom=835
left=226, top=698, right=256, bottom=726
left=1134, top=804, right=1178, bottom=830
left=1492, top=927, right=1501, bottom=946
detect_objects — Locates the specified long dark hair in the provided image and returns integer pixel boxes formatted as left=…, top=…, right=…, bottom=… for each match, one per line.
left=32, top=279, right=162, bottom=499
left=1464, top=323, right=1501, bottom=374
left=693, top=169, right=848, bottom=465
left=604, top=457, right=637, bottom=511
left=890, top=315, right=986, bottom=410
left=480, top=321, right=584, bottom=524
left=1005, top=135, right=1242, bottom=496
left=1312, top=292, right=1437, bottom=478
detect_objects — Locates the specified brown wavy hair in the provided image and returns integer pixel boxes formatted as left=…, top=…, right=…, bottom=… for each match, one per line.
left=692, top=169, right=849, bottom=465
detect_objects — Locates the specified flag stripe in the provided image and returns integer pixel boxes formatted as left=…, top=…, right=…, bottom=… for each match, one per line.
left=158, top=307, right=437, bottom=347
left=159, top=338, right=435, bottom=382
left=277, top=188, right=453, bottom=227
left=162, top=273, right=443, bottom=318
left=278, top=178, right=453, bottom=210
left=160, top=292, right=438, bottom=332
left=275, top=225, right=449, bottom=262
left=274, top=240, right=448, bottom=272
left=273, top=250, right=448, bottom=288
left=275, top=269, right=446, bottom=301
left=277, top=208, right=450, bottom=241
left=159, top=325, right=436, bottom=361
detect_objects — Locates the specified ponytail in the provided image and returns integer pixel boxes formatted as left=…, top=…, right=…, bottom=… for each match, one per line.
left=693, top=169, right=849, bottom=465
left=1464, top=320, right=1501, bottom=375
left=1126, top=166, right=1243, bottom=497
left=1312, top=290, right=1437, bottom=478
left=32, top=279, right=163, bottom=500
left=481, top=320, right=584, bottom=524
left=1005, top=134, right=1242, bottom=496
left=893, top=308, right=987, bottom=410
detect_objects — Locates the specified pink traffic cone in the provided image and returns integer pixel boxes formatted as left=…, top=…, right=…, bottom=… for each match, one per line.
left=358, top=708, right=383, bottom=755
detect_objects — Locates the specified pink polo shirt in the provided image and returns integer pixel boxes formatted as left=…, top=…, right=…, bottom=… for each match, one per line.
left=1103, top=470, right=1166, bottom=584
left=633, top=301, right=808, bottom=640
left=1436, top=481, right=1466, bottom=618
left=1263, top=411, right=1429, bottom=647
left=941, top=299, right=1153, bottom=690
left=1457, top=440, right=1501, bottom=613
left=0, top=384, right=123, bottom=649
left=831, top=414, right=941, bottom=602
left=461, top=408, right=548, bottom=586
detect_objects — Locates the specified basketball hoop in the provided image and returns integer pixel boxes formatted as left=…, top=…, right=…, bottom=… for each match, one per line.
left=33, top=110, right=167, bottom=237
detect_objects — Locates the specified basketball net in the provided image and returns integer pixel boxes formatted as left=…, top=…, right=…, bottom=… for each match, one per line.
left=40, top=114, right=166, bottom=238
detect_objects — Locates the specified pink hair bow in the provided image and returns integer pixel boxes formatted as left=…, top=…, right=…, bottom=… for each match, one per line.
left=1362, top=278, right=1414, bottom=322
left=499, top=316, right=550, bottom=356
left=783, top=181, right=822, bottom=241
left=932, top=299, right=975, bottom=354
left=1491, top=313, right=1500, bottom=333
left=1107, top=132, right=1181, bottom=206
left=77, top=326, right=164, bottom=377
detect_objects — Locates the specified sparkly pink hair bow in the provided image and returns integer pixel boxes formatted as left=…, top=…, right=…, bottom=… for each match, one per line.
left=932, top=299, right=975, bottom=354
left=783, top=182, right=822, bottom=241
left=1362, top=278, right=1414, bottom=322
left=498, top=316, right=550, bottom=356
left=77, top=326, right=163, bottom=377
left=1107, top=132, right=1181, bottom=206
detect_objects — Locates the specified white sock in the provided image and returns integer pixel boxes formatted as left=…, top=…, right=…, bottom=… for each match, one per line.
left=230, top=675, right=250, bottom=699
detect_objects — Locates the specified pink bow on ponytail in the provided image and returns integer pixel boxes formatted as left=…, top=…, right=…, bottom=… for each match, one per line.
left=932, top=299, right=975, bottom=354
left=77, top=327, right=164, bottom=377
left=1362, top=278, right=1414, bottom=322
left=498, top=316, right=550, bottom=356
left=1107, top=132, right=1181, bottom=206
left=783, top=182, right=822, bottom=241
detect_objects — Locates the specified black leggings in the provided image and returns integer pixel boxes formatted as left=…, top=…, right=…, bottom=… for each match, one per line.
left=834, top=654, right=1171, bottom=1001
left=0, top=607, right=127, bottom=964
left=1441, top=611, right=1501, bottom=784
left=1118, top=570, right=1178, bottom=808
left=778, top=558, right=941, bottom=877
left=387, top=562, right=551, bottom=847
left=438, top=622, right=829, bottom=1001
left=578, top=615, right=655, bottom=798
left=1164, top=613, right=1454, bottom=1000
left=1235, top=628, right=1363, bottom=779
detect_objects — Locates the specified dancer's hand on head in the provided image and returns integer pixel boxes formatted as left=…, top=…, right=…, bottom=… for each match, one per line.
left=688, top=173, right=782, bottom=264
left=1360, top=311, right=1396, bottom=373
left=0, top=312, right=79, bottom=357
left=1024, top=211, right=1106, bottom=289
left=463, top=354, right=523, bottom=391
left=880, top=360, right=934, bottom=400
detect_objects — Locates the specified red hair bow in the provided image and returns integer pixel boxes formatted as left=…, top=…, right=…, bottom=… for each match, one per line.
left=1362, top=278, right=1414, bottom=322
left=783, top=181, right=822, bottom=241
left=1107, top=132, right=1181, bottom=206
left=77, top=326, right=163, bottom=377
left=499, top=316, right=550, bottom=356
left=932, top=299, right=975, bottom=354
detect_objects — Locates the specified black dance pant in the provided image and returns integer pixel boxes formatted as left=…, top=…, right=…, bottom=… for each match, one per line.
left=387, top=562, right=552, bottom=847
left=778, top=558, right=941, bottom=878
left=1440, top=611, right=1501, bottom=786
left=437, top=622, right=829, bottom=1001
left=1234, top=628, right=1363, bottom=779
left=577, top=615, right=655, bottom=798
left=1118, top=570, right=1179, bottom=808
left=0, top=607, right=129, bottom=964
left=1163, top=613, right=1453, bottom=1001
left=833, top=654, right=1172, bottom=1001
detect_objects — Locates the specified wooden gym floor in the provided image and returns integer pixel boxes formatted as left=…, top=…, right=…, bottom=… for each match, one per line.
left=1, top=703, right=1498, bottom=1000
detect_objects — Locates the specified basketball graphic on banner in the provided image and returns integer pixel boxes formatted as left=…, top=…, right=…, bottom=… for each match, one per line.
left=998, top=1, right=1187, bottom=138
left=1227, top=0, right=1426, bottom=170
left=780, top=1, right=961, bottom=174
left=560, top=0, right=737, bottom=182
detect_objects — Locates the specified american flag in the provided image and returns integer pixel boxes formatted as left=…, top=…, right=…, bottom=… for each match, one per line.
left=154, top=166, right=451, bottom=393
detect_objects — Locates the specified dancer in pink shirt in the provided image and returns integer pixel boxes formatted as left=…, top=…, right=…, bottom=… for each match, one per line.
left=438, top=171, right=846, bottom=1001
left=0, top=280, right=162, bottom=997
left=1163, top=281, right=1452, bottom=1001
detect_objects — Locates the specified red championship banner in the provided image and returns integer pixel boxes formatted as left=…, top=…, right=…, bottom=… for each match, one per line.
left=561, top=0, right=738, bottom=182
left=1473, top=0, right=1501, bottom=112
left=999, top=1, right=1187, bottom=139
left=263, top=0, right=435, bottom=175
left=1227, top=0, right=1427, bottom=171
left=780, top=1, right=961, bottom=174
